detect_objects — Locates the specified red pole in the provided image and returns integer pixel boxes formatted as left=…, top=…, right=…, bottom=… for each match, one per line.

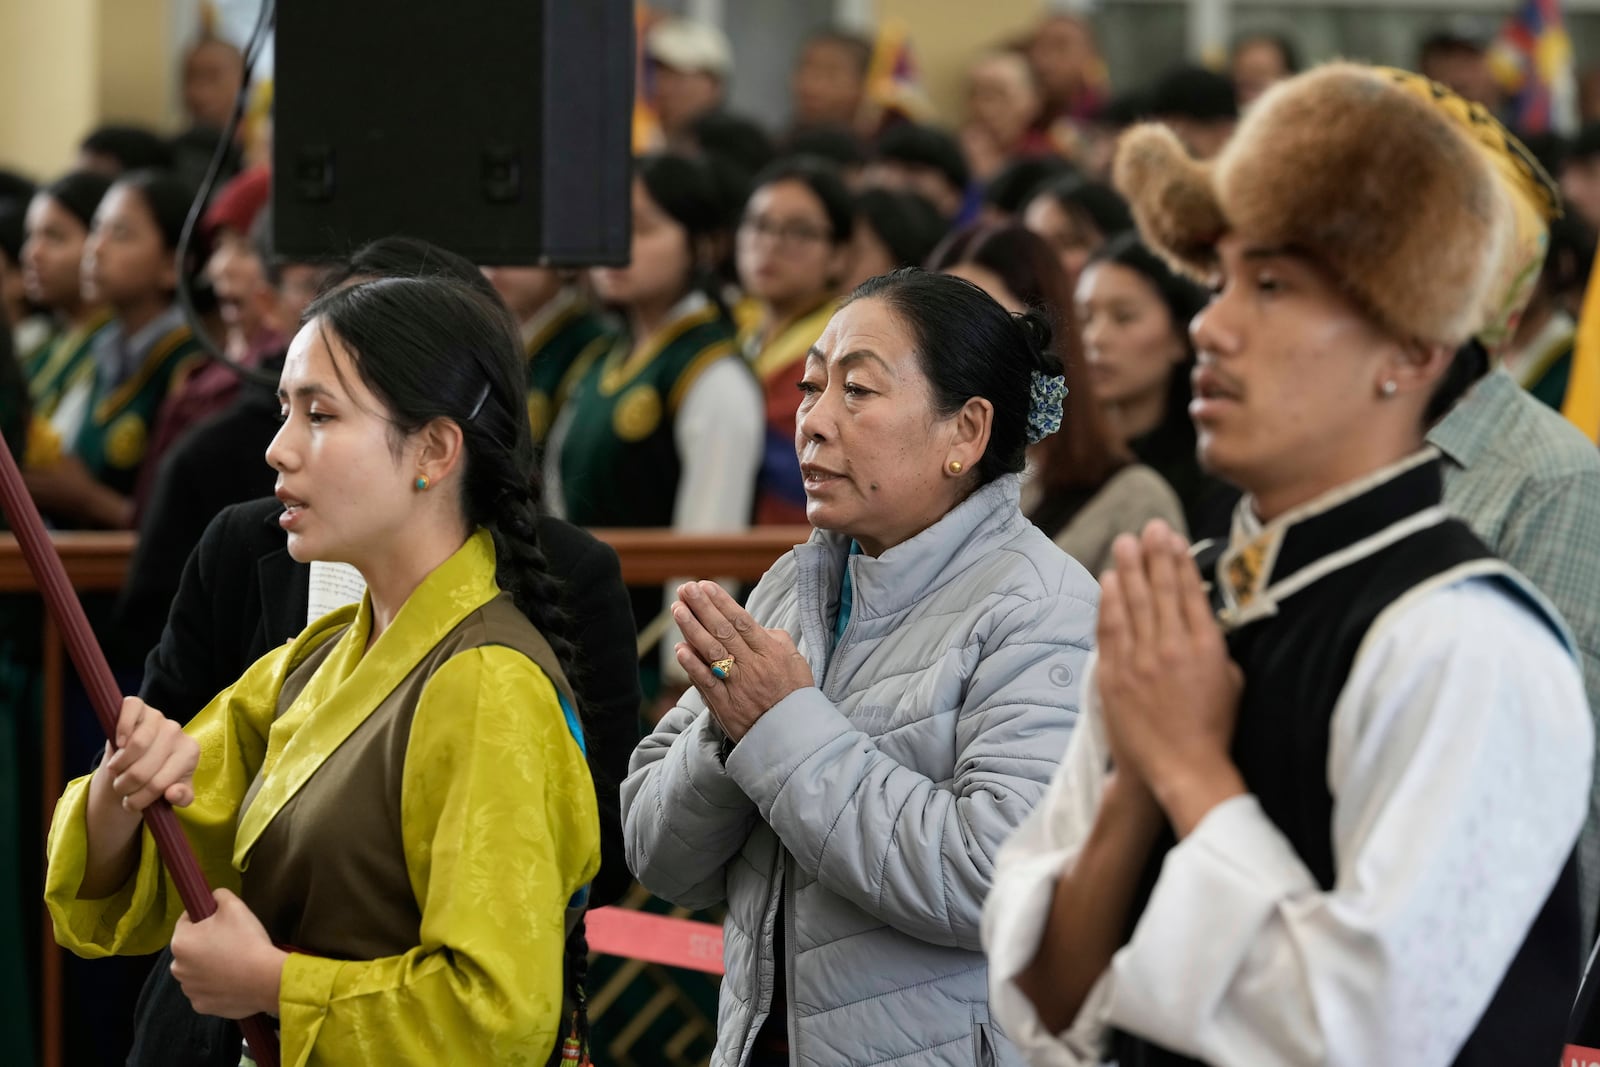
left=0, top=445, right=280, bottom=1067
left=42, top=616, right=62, bottom=1067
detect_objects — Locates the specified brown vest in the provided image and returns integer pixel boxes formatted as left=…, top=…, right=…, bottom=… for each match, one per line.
left=237, top=593, right=576, bottom=959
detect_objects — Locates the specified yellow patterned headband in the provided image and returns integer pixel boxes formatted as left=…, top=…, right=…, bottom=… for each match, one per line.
left=1378, top=67, right=1559, bottom=355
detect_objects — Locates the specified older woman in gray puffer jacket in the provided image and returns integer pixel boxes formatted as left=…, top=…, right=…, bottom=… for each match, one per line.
left=622, top=269, right=1098, bottom=1067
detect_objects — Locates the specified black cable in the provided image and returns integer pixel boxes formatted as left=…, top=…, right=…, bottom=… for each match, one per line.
left=173, top=0, right=278, bottom=390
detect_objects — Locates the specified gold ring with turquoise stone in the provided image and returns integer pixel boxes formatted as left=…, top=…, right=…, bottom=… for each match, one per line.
left=710, top=657, right=735, bottom=680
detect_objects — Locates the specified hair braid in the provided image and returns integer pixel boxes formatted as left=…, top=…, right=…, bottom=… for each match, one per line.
left=484, top=469, right=585, bottom=708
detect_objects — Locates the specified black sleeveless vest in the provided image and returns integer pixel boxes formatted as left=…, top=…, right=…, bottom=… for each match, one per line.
left=1112, top=456, right=1581, bottom=1067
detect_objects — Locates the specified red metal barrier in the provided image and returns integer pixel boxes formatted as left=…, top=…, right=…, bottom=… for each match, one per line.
left=586, top=906, right=725, bottom=975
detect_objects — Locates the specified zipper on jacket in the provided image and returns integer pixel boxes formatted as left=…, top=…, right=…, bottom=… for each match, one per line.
left=819, top=552, right=861, bottom=697
left=750, top=861, right=783, bottom=1066
left=784, top=849, right=799, bottom=1065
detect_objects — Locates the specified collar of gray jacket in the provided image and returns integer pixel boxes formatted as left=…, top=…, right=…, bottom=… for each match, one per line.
left=796, top=473, right=1027, bottom=624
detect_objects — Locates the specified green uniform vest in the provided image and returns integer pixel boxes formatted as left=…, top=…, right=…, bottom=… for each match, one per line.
left=525, top=303, right=614, bottom=445
left=557, top=303, right=739, bottom=529
left=73, top=324, right=203, bottom=495
left=24, top=310, right=112, bottom=417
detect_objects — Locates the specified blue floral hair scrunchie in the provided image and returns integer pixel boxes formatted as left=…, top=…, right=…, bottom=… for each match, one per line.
left=1026, top=371, right=1068, bottom=443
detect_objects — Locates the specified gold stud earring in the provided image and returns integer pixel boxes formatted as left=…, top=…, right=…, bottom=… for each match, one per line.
left=948, top=460, right=963, bottom=475
left=415, top=474, right=430, bottom=491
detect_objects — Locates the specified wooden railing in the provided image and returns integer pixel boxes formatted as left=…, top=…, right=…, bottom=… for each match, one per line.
left=0, top=527, right=813, bottom=591
left=0, top=526, right=809, bottom=1067
left=0, top=531, right=139, bottom=591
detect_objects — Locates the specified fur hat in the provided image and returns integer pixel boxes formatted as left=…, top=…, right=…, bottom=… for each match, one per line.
left=1112, top=62, right=1557, bottom=350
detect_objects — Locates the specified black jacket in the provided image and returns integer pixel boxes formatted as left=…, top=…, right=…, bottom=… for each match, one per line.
left=114, top=356, right=283, bottom=666
left=127, top=495, right=641, bottom=1067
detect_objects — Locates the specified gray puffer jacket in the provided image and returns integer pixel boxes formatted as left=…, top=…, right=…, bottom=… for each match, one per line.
left=622, top=475, right=1098, bottom=1066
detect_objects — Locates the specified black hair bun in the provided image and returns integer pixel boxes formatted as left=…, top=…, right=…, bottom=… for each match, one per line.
left=1013, top=307, right=1056, bottom=370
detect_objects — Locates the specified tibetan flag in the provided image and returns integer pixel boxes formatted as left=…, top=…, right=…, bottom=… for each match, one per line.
left=861, top=17, right=934, bottom=133
left=633, top=4, right=663, bottom=153
left=1490, top=0, right=1578, bottom=136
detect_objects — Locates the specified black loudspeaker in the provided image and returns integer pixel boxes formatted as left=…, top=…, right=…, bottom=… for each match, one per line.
left=273, top=0, right=632, bottom=266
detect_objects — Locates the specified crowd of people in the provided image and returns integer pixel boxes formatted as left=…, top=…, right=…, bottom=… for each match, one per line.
left=4, top=10, right=1600, bottom=1067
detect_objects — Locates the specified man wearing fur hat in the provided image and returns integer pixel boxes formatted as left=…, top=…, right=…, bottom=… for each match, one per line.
left=982, top=63, right=1591, bottom=1066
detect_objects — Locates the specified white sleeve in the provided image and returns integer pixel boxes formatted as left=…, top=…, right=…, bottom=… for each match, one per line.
left=982, top=654, right=1114, bottom=1066
left=670, top=357, right=763, bottom=532
left=1103, top=578, right=1593, bottom=1066
left=540, top=402, right=575, bottom=520
left=658, top=358, right=764, bottom=678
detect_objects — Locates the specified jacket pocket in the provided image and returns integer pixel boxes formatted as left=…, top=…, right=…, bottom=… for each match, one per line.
left=971, top=1006, right=995, bottom=1067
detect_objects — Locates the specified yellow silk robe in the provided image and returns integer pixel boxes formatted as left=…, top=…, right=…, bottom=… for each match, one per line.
left=45, top=530, right=600, bottom=1064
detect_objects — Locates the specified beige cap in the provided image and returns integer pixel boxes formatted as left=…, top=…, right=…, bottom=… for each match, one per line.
left=646, top=17, right=733, bottom=79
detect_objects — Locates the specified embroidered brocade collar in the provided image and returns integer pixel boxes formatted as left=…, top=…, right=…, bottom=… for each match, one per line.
left=1208, top=449, right=1449, bottom=630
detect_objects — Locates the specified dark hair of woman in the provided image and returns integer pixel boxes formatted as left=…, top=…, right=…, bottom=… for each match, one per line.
left=874, top=123, right=972, bottom=194
left=691, top=112, right=778, bottom=182
left=1543, top=212, right=1597, bottom=302
left=637, top=152, right=730, bottom=308
left=0, top=201, right=24, bottom=266
left=783, top=125, right=868, bottom=170
left=1028, top=174, right=1134, bottom=243
left=321, top=235, right=502, bottom=304
left=80, top=124, right=175, bottom=173
left=747, top=154, right=855, bottom=247
left=1085, top=230, right=1209, bottom=439
left=854, top=188, right=948, bottom=271
left=44, top=170, right=114, bottom=231
left=1086, top=231, right=1210, bottom=335
left=107, top=169, right=208, bottom=302
left=304, top=272, right=599, bottom=1050
left=112, top=169, right=196, bottom=252
left=984, top=156, right=1076, bottom=217
left=0, top=301, right=31, bottom=465
left=697, top=154, right=755, bottom=290
left=929, top=223, right=1130, bottom=498
left=0, top=169, right=35, bottom=204
left=846, top=267, right=1060, bottom=485
left=300, top=276, right=578, bottom=688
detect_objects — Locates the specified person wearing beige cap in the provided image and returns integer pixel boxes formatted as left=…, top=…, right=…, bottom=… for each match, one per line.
left=646, top=17, right=733, bottom=145
left=982, top=62, right=1590, bottom=1066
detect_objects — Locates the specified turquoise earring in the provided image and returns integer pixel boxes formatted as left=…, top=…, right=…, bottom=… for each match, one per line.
left=415, top=475, right=430, bottom=491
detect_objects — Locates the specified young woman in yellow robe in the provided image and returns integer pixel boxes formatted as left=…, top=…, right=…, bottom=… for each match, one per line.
left=44, top=276, right=600, bottom=1065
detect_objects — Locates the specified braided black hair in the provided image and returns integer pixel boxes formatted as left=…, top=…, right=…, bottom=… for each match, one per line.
left=304, top=272, right=602, bottom=1054
left=560, top=916, right=593, bottom=1063
left=300, top=275, right=581, bottom=693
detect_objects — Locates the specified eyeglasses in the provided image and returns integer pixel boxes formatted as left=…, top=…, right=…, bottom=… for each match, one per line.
left=739, top=215, right=832, bottom=247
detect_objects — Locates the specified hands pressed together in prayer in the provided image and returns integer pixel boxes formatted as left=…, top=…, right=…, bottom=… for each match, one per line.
left=91, top=696, right=287, bottom=1018
left=671, top=580, right=815, bottom=743
left=1096, top=521, right=1247, bottom=837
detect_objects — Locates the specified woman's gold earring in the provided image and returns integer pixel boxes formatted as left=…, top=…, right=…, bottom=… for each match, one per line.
left=948, top=460, right=963, bottom=475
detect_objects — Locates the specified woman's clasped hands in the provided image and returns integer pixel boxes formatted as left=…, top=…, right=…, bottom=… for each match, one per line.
left=671, top=580, right=815, bottom=743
